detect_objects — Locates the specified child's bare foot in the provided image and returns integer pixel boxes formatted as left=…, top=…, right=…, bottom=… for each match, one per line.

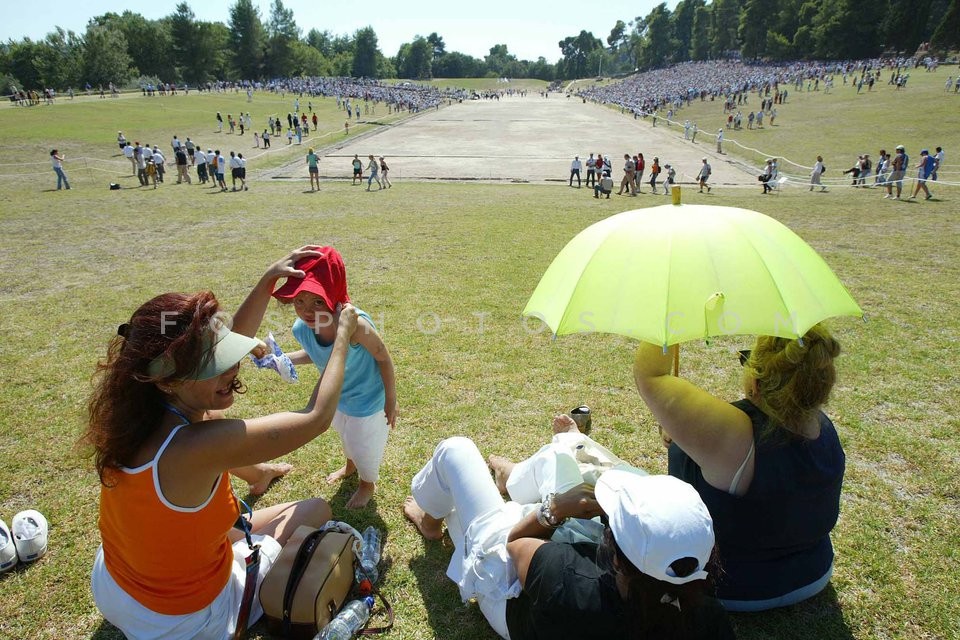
left=552, top=414, right=580, bottom=435
left=326, top=462, right=357, bottom=485
left=487, top=455, right=515, bottom=495
left=346, top=481, right=375, bottom=509
left=402, top=496, right=443, bottom=540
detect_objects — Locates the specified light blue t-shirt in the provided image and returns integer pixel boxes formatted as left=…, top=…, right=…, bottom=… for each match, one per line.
left=292, top=310, right=385, bottom=417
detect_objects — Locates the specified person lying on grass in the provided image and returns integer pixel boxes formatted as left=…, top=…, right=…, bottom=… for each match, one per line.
left=404, top=436, right=735, bottom=640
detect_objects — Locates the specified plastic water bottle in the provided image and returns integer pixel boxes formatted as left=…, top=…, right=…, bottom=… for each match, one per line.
left=314, top=597, right=373, bottom=640
left=355, top=526, right=382, bottom=584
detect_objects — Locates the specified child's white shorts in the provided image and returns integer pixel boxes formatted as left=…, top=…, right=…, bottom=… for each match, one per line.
left=332, top=410, right=390, bottom=483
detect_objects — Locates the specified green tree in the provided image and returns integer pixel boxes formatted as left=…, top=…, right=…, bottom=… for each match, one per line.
left=83, top=24, right=132, bottom=87
left=765, top=30, right=795, bottom=59
left=710, top=0, right=742, bottom=57
left=331, top=51, right=353, bottom=76
left=352, top=26, right=379, bottom=77
left=426, top=32, right=446, bottom=58
left=528, top=56, right=556, bottom=81
left=769, top=0, right=803, bottom=47
left=812, top=0, right=883, bottom=57
left=672, top=0, right=703, bottom=62
left=558, top=31, right=601, bottom=79
left=290, top=40, right=330, bottom=76
left=183, top=21, right=231, bottom=85
left=739, top=0, right=771, bottom=58
left=607, top=20, right=628, bottom=50
left=8, top=40, right=43, bottom=89
left=266, top=0, right=299, bottom=77
left=38, top=28, right=85, bottom=89
left=432, top=51, right=482, bottom=77
left=92, top=11, right=174, bottom=80
left=690, top=5, right=713, bottom=59
left=169, top=3, right=198, bottom=81
left=400, top=36, right=432, bottom=79
left=931, top=0, right=960, bottom=51
left=228, top=0, right=265, bottom=78
left=485, top=43, right=517, bottom=76
left=881, top=0, right=931, bottom=52
left=306, top=29, right=334, bottom=56
left=638, top=4, right=675, bottom=68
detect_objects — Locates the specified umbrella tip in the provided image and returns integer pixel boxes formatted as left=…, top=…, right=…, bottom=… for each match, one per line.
left=671, top=185, right=682, bottom=205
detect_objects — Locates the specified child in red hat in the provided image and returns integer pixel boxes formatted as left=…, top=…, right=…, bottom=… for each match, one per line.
left=273, top=247, right=397, bottom=508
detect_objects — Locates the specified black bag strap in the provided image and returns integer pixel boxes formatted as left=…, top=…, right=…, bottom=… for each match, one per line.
left=281, top=529, right=328, bottom=637
left=233, top=499, right=260, bottom=640
left=359, top=581, right=395, bottom=635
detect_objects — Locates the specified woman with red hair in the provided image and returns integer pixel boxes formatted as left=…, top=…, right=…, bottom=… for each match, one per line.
left=84, top=247, right=358, bottom=639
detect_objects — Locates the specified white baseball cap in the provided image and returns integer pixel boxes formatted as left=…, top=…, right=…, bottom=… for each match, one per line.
left=595, top=471, right=714, bottom=585
left=11, top=509, right=48, bottom=562
left=0, top=520, right=18, bottom=572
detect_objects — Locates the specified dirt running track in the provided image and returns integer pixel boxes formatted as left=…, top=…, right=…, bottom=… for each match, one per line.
left=315, top=95, right=757, bottom=187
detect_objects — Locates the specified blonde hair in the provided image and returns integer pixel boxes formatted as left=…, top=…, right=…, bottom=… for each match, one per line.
left=743, top=323, right=840, bottom=437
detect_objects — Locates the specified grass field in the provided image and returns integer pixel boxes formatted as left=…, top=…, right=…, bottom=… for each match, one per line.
left=0, top=71, right=958, bottom=640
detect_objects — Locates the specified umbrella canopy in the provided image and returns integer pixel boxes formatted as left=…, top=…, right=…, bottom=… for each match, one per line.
left=523, top=204, right=862, bottom=346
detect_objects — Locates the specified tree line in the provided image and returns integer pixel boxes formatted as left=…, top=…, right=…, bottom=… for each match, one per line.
left=2, top=0, right=958, bottom=92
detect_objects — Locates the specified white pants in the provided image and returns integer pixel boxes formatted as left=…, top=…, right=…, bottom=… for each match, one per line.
left=412, top=437, right=515, bottom=639
left=505, top=432, right=635, bottom=504
left=332, top=410, right=390, bottom=483
left=91, top=535, right=281, bottom=640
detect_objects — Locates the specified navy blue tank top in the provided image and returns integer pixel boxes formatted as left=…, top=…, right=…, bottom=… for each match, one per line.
left=668, top=399, right=845, bottom=601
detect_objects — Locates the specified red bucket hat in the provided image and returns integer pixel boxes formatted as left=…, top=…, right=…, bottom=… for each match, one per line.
left=272, top=247, right=350, bottom=309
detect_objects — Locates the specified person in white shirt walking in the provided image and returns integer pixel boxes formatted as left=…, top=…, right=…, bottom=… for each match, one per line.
left=697, top=157, right=712, bottom=193
left=229, top=151, right=243, bottom=191
left=123, top=142, right=135, bottom=175
left=809, top=155, right=826, bottom=192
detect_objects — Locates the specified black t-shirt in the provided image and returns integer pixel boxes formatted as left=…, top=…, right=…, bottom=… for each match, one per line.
left=505, top=542, right=735, bottom=640
left=506, top=542, right=627, bottom=639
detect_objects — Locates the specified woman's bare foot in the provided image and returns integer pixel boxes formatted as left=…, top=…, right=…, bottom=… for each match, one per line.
left=232, top=463, right=293, bottom=496
left=326, top=461, right=357, bottom=485
left=487, top=455, right=515, bottom=495
left=345, top=481, right=375, bottom=509
left=552, top=414, right=580, bottom=435
left=402, top=496, right=443, bottom=540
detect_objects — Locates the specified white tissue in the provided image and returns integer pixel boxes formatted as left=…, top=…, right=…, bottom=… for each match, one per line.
left=248, top=332, right=299, bottom=383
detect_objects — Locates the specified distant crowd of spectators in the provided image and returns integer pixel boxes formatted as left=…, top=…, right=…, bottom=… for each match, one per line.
left=576, top=58, right=918, bottom=117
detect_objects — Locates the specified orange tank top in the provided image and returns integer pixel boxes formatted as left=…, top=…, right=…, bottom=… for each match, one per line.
left=98, top=424, right=239, bottom=615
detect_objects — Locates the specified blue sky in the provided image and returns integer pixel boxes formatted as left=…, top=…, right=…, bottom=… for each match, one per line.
left=0, top=0, right=674, bottom=62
